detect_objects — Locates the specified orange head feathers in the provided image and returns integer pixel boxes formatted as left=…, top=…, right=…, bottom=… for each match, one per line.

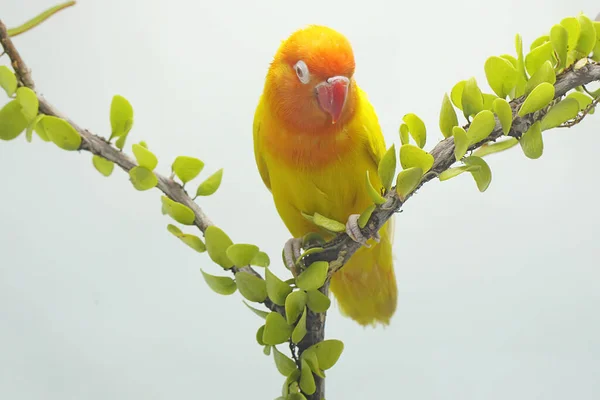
left=264, top=25, right=357, bottom=132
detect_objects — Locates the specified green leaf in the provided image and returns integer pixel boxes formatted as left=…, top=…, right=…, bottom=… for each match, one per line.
left=519, top=121, right=543, bottom=159
left=161, top=196, right=196, bottom=225
left=308, top=339, right=344, bottom=370
left=524, top=60, right=556, bottom=95
left=395, top=167, right=423, bottom=201
left=167, top=224, right=182, bottom=237
left=285, top=290, right=307, bottom=324
left=399, top=144, right=434, bottom=174
left=461, top=77, right=484, bottom=118
left=172, top=156, right=204, bottom=184
left=540, top=98, right=579, bottom=130
left=550, top=24, right=569, bottom=70
left=273, top=346, right=297, bottom=377
left=195, top=168, right=223, bottom=197
left=561, top=17, right=581, bottom=52
left=450, top=80, right=466, bottom=110
left=312, top=212, right=345, bottom=233
left=576, top=14, right=596, bottom=55
left=452, top=126, right=469, bottom=161
left=129, top=166, right=158, bottom=191
left=529, top=35, right=549, bottom=51
left=378, top=144, right=397, bottom=191
left=204, top=226, right=234, bottom=269
left=518, top=82, right=555, bottom=117
left=0, top=66, right=17, bottom=97
left=473, top=138, right=519, bottom=158
left=15, top=87, right=38, bottom=121
left=299, top=359, right=316, bottom=395
left=244, top=300, right=269, bottom=319
left=139, top=141, right=148, bottom=148
left=115, top=133, right=128, bottom=150
left=357, top=204, right=375, bottom=229
left=484, top=56, right=518, bottom=98
left=306, top=289, right=331, bottom=313
left=92, top=155, right=114, bottom=177
left=7, top=1, right=77, bottom=37
left=263, top=312, right=292, bottom=345
left=463, top=156, right=492, bottom=192
left=132, top=143, right=158, bottom=170
left=256, top=325, right=266, bottom=346
left=365, top=170, right=386, bottom=205
left=492, top=98, right=513, bottom=135
left=402, top=113, right=426, bottom=148
left=467, top=110, right=496, bottom=145
left=301, top=348, right=324, bottom=378
left=565, top=92, right=593, bottom=111
left=514, top=34, right=527, bottom=98
left=399, top=123, right=409, bottom=145
left=251, top=251, right=270, bottom=268
left=500, top=54, right=518, bottom=68
left=296, top=261, right=328, bottom=291
left=438, top=165, right=481, bottom=181
left=235, top=271, right=267, bottom=302
left=482, top=93, right=497, bottom=111
left=263, top=345, right=271, bottom=356
left=525, top=41, right=554, bottom=77
left=282, top=368, right=301, bottom=397
left=0, top=100, right=28, bottom=141
left=266, top=268, right=293, bottom=306
left=302, top=232, right=326, bottom=248
left=109, top=94, right=133, bottom=140
left=226, top=244, right=260, bottom=267
left=32, top=114, right=50, bottom=141
left=200, top=269, right=237, bottom=295
left=291, top=307, right=307, bottom=343
left=26, top=114, right=45, bottom=142
left=179, top=234, right=206, bottom=253
left=287, top=393, right=306, bottom=400
left=38, top=115, right=81, bottom=150
left=439, top=93, right=458, bottom=138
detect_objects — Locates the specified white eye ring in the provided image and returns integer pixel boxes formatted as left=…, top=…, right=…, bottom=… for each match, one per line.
left=294, top=60, right=310, bottom=84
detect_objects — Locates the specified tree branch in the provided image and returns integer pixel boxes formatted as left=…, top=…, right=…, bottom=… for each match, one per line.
left=0, top=19, right=285, bottom=314
left=3, top=15, right=600, bottom=400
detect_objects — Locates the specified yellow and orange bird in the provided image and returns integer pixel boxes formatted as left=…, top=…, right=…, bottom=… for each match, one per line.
left=253, top=25, right=397, bottom=326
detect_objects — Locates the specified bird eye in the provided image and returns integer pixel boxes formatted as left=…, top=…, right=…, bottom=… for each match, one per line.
left=294, top=60, right=310, bottom=84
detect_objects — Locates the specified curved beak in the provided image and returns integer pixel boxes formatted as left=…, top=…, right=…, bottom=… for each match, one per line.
left=315, top=76, right=350, bottom=124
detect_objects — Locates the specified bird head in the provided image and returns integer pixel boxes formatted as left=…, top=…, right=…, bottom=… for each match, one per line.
left=265, top=25, right=357, bottom=130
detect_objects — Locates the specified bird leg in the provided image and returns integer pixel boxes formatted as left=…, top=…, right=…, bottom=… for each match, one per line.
left=345, top=214, right=380, bottom=248
left=283, top=237, right=303, bottom=276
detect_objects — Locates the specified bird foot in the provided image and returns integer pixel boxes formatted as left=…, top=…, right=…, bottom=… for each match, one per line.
left=283, top=237, right=303, bottom=276
left=345, top=214, right=380, bottom=248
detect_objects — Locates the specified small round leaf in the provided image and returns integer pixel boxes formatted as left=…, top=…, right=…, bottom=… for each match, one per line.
left=439, top=93, right=458, bottom=138
left=161, top=196, right=196, bottom=225
left=226, top=244, right=260, bottom=267
left=200, top=269, right=237, bottom=295
left=235, top=271, right=267, bottom=303
left=204, top=225, right=234, bottom=269
left=291, top=307, right=307, bottom=344
left=467, top=110, right=496, bottom=145
left=39, top=115, right=82, bottom=150
left=540, top=98, right=579, bottom=130
left=263, top=312, right=292, bottom=345
left=492, top=98, right=513, bottom=135
left=519, top=121, right=543, bottom=159
left=285, top=290, right=307, bottom=325
left=377, top=144, right=397, bottom=191
left=463, top=156, right=492, bottom=192
left=296, top=261, right=328, bottom=291
left=172, top=156, right=204, bottom=184
left=0, top=66, right=17, bottom=97
left=395, top=167, right=423, bottom=201
left=273, top=346, right=297, bottom=377
left=0, top=100, right=28, bottom=141
left=518, top=82, right=555, bottom=117
left=399, top=144, right=434, bottom=173
left=306, top=290, right=331, bottom=313
left=110, top=94, right=134, bottom=139
left=132, top=143, right=158, bottom=170
left=196, top=168, right=223, bottom=197
left=92, top=155, right=114, bottom=177
left=15, top=87, right=38, bottom=121
left=452, top=126, right=469, bottom=161
left=266, top=268, right=293, bottom=306
left=129, top=166, right=158, bottom=191
left=402, top=113, right=426, bottom=148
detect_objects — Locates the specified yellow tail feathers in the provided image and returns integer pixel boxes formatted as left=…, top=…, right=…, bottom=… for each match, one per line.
left=329, top=221, right=397, bottom=326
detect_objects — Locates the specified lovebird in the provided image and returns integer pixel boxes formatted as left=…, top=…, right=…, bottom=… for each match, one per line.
left=253, top=25, right=396, bottom=326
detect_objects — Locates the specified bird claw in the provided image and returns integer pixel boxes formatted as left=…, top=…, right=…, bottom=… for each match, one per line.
left=346, top=214, right=373, bottom=248
left=283, top=237, right=303, bottom=276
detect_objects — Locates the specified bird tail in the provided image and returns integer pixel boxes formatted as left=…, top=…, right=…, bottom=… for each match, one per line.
left=329, top=220, right=397, bottom=326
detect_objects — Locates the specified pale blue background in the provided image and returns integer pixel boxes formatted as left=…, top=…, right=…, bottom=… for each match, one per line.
left=1, top=1, right=599, bottom=399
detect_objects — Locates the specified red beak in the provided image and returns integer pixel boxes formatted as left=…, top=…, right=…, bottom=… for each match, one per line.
left=315, top=76, right=350, bottom=124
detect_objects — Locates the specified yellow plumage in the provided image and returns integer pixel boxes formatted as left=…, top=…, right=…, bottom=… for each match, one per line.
left=253, top=25, right=397, bottom=325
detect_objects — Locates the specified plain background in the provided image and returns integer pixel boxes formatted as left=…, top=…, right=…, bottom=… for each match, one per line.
left=1, top=0, right=599, bottom=399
